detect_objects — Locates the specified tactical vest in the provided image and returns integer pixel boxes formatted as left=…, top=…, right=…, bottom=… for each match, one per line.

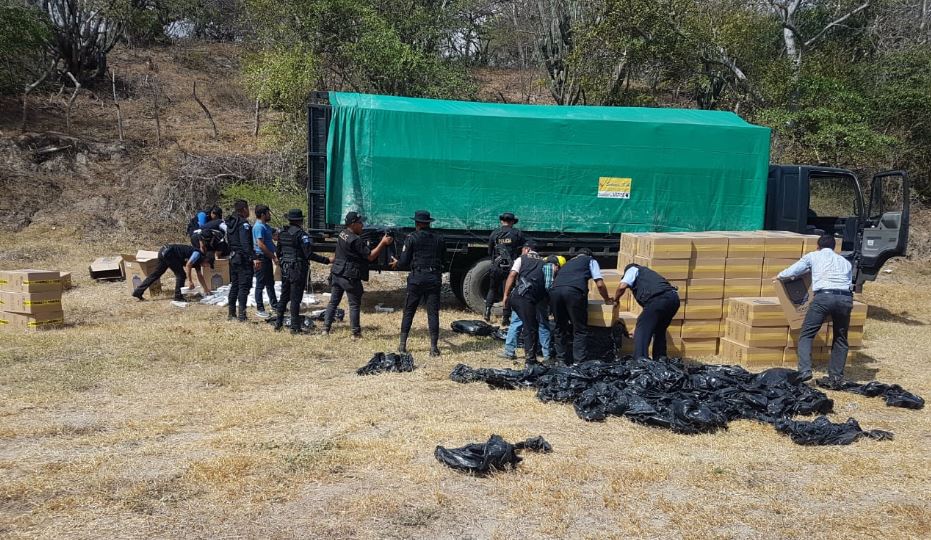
left=332, top=228, right=369, bottom=281
left=225, top=215, right=248, bottom=252
left=409, top=230, right=444, bottom=273
left=278, top=225, right=307, bottom=264
left=553, top=255, right=593, bottom=292
left=624, top=264, right=677, bottom=307
left=514, top=254, right=546, bottom=302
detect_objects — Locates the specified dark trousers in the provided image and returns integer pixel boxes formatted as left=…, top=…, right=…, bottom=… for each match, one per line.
left=401, top=274, right=441, bottom=336
left=137, top=251, right=185, bottom=299
left=324, top=274, right=364, bottom=335
left=228, top=256, right=254, bottom=318
left=798, top=292, right=852, bottom=378
left=277, top=263, right=307, bottom=330
left=510, top=294, right=540, bottom=362
left=633, top=291, right=681, bottom=359
left=254, top=255, right=278, bottom=311
left=550, top=286, right=589, bottom=364
left=486, top=267, right=512, bottom=322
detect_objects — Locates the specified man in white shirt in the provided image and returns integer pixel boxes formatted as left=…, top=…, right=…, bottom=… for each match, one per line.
left=777, top=235, right=854, bottom=384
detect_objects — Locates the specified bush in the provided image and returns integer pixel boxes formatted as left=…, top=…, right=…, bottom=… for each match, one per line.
left=221, top=179, right=306, bottom=228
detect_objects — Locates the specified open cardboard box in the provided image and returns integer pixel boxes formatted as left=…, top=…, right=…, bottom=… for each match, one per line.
left=772, top=273, right=812, bottom=330
left=122, top=251, right=162, bottom=295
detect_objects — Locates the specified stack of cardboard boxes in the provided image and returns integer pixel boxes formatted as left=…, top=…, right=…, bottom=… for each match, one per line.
left=609, top=230, right=860, bottom=365
left=0, top=270, right=65, bottom=331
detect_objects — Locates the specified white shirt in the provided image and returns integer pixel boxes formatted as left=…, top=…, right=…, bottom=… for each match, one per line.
left=778, top=248, right=853, bottom=291
left=621, top=266, right=639, bottom=287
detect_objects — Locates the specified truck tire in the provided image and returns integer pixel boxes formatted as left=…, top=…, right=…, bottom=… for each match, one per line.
left=462, top=258, right=493, bottom=314
left=450, top=269, right=466, bottom=305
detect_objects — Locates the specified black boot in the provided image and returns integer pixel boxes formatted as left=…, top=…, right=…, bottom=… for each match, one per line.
left=483, top=305, right=492, bottom=322
left=228, top=304, right=236, bottom=321
left=132, top=288, right=145, bottom=301
left=399, top=332, right=409, bottom=354
left=273, top=311, right=284, bottom=331
left=237, top=307, right=247, bottom=322
left=430, top=333, right=441, bottom=357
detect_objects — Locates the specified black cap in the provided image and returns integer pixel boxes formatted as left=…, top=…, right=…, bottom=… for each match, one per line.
left=523, top=238, right=538, bottom=250
left=286, top=208, right=304, bottom=221
left=412, top=210, right=435, bottom=223
left=345, top=211, right=365, bottom=226
left=499, top=212, right=518, bottom=224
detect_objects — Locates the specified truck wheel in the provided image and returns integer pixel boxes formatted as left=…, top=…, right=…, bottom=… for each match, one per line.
left=450, top=269, right=466, bottom=305
left=462, top=258, right=493, bottom=315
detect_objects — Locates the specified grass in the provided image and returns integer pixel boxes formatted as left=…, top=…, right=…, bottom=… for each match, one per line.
left=1, top=232, right=930, bottom=539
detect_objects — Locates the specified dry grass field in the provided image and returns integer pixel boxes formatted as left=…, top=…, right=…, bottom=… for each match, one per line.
left=1, top=228, right=930, bottom=539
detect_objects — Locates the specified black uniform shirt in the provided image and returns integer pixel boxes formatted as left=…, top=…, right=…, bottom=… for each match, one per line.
left=277, top=224, right=329, bottom=265
left=488, top=226, right=525, bottom=258
left=398, top=229, right=446, bottom=274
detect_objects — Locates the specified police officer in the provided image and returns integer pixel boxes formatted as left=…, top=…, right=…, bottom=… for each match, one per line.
left=613, top=263, right=680, bottom=360
left=502, top=239, right=548, bottom=366
left=132, top=244, right=212, bottom=301
left=322, top=211, right=394, bottom=338
left=549, top=248, right=613, bottom=364
left=274, top=209, right=332, bottom=334
left=224, top=199, right=255, bottom=321
left=485, top=212, right=525, bottom=324
left=395, top=210, right=447, bottom=357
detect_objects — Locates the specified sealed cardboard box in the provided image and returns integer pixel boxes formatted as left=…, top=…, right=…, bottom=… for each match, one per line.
left=0, top=290, right=63, bottom=314
left=666, top=337, right=684, bottom=357
left=630, top=298, right=684, bottom=320
left=588, top=300, right=619, bottom=328
left=620, top=233, right=645, bottom=256
left=686, top=278, right=724, bottom=299
left=762, top=234, right=804, bottom=259
left=688, top=235, right=728, bottom=259
left=617, top=252, right=634, bottom=272
left=728, top=297, right=788, bottom=327
left=59, top=272, right=73, bottom=290
left=200, top=257, right=230, bottom=290
left=637, top=234, right=692, bottom=259
left=0, top=270, right=63, bottom=293
left=813, top=347, right=832, bottom=362
left=0, top=310, right=64, bottom=331
left=122, top=252, right=163, bottom=295
left=633, top=256, right=689, bottom=280
left=665, top=320, right=683, bottom=339
left=669, top=280, right=687, bottom=297
left=599, top=269, right=623, bottom=290
left=688, top=258, right=725, bottom=279
left=681, top=319, right=720, bottom=339
left=760, top=279, right=779, bottom=296
left=724, top=278, right=764, bottom=298
left=726, top=235, right=765, bottom=258
left=726, top=319, right=788, bottom=347
left=682, top=338, right=718, bottom=357
left=851, top=301, right=867, bottom=326
left=801, top=234, right=844, bottom=254
left=788, top=324, right=831, bottom=348
left=720, top=338, right=785, bottom=366
left=88, top=256, right=125, bottom=281
left=773, top=273, right=813, bottom=330
left=762, top=258, right=797, bottom=278
left=684, top=299, right=723, bottom=320
left=725, top=258, right=763, bottom=280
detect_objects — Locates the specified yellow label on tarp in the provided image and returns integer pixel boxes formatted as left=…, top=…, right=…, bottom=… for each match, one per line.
left=598, top=177, right=632, bottom=199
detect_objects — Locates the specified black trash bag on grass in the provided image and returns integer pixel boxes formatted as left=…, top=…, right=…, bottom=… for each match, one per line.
left=775, top=416, right=894, bottom=445
left=451, top=320, right=498, bottom=337
left=357, top=352, right=415, bottom=375
left=435, top=434, right=552, bottom=474
left=816, top=379, right=925, bottom=410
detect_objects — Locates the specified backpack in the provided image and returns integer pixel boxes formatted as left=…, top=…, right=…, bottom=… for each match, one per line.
left=493, top=242, right=514, bottom=270
left=197, top=228, right=228, bottom=252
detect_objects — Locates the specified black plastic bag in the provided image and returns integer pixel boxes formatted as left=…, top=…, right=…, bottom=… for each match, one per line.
left=451, top=320, right=498, bottom=337
left=308, top=308, right=345, bottom=322
left=265, top=315, right=315, bottom=330
left=435, top=434, right=552, bottom=474
left=816, top=379, right=925, bottom=410
left=774, top=416, right=894, bottom=445
left=356, top=352, right=416, bottom=376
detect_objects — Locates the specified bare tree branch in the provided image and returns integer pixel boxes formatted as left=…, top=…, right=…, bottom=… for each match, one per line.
left=21, top=59, right=58, bottom=132
left=64, top=71, right=81, bottom=132
left=804, top=2, right=871, bottom=48
left=192, top=81, right=219, bottom=139
left=111, top=70, right=123, bottom=142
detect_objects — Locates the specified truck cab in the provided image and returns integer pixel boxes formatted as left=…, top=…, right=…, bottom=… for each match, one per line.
left=765, top=165, right=910, bottom=288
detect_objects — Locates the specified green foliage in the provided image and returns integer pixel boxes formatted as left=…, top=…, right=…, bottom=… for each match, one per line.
left=0, top=2, right=50, bottom=93
left=221, top=179, right=307, bottom=228
left=243, top=47, right=319, bottom=111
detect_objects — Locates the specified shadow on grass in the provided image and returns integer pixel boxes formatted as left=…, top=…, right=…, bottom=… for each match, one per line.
left=811, top=350, right=880, bottom=382
left=867, top=305, right=926, bottom=326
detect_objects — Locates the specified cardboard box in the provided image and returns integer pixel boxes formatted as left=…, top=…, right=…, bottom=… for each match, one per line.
left=681, top=319, right=721, bottom=339
left=688, top=258, right=726, bottom=279
left=122, top=251, right=163, bottom=295
left=720, top=338, right=784, bottom=366
left=0, top=290, right=63, bottom=314
left=728, top=297, right=788, bottom=327
left=851, top=301, right=867, bottom=326
left=760, top=279, right=778, bottom=297
left=637, top=234, right=692, bottom=259
left=762, top=258, right=797, bottom=278
left=689, top=235, right=729, bottom=259
left=813, top=347, right=832, bottom=362
left=616, top=252, right=634, bottom=272
left=725, top=319, right=789, bottom=347
left=762, top=234, right=804, bottom=259
left=620, top=233, right=645, bottom=257
left=684, top=299, right=723, bottom=320
left=665, top=320, right=683, bottom=340
left=618, top=311, right=638, bottom=335
left=0, top=310, right=64, bottom=331
left=725, top=258, right=763, bottom=280
left=666, top=337, right=684, bottom=357
left=633, top=256, right=689, bottom=280
left=686, top=279, right=724, bottom=299
left=772, top=273, right=812, bottom=330
left=682, top=338, right=719, bottom=357
left=60, top=272, right=73, bottom=290
left=88, top=256, right=125, bottom=281
left=787, top=324, right=831, bottom=348
left=669, top=280, right=687, bottom=297
left=0, top=270, right=63, bottom=293
left=200, top=257, right=230, bottom=291
left=801, top=234, right=844, bottom=254
left=724, top=278, right=764, bottom=298
left=726, top=235, right=765, bottom=258
left=588, top=300, right=620, bottom=327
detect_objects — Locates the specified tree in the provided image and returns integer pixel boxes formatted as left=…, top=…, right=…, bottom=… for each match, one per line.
left=0, top=1, right=51, bottom=93
left=40, top=0, right=123, bottom=82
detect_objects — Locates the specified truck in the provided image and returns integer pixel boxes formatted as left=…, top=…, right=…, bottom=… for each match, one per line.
left=305, top=92, right=910, bottom=313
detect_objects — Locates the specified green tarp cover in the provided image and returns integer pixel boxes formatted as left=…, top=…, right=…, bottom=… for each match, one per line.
left=326, top=92, right=771, bottom=234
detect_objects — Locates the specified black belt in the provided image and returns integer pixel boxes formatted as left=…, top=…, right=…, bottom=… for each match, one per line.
left=413, top=267, right=440, bottom=273
left=815, top=289, right=852, bottom=297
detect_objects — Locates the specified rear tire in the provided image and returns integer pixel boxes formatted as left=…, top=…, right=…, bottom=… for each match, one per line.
left=462, top=258, right=493, bottom=315
left=450, top=269, right=466, bottom=305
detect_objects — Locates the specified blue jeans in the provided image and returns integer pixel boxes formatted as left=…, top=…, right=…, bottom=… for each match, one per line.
left=254, top=255, right=278, bottom=311
left=504, top=304, right=553, bottom=357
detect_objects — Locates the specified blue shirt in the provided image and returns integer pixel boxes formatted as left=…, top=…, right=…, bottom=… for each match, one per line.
left=197, top=211, right=208, bottom=227
left=253, top=222, right=274, bottom=256
left=778, top=248, right=852, bottom=292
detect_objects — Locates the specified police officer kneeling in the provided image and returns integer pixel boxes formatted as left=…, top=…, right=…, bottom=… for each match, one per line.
left=322, top=211, right=393, bottom=337
left=395, top=210, right=447, bottom=357
left=274, top=209, right=331, bottom=334
left=613, top=263, right=680, bottom=359
left=502, top=239, right=547, bottom=366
